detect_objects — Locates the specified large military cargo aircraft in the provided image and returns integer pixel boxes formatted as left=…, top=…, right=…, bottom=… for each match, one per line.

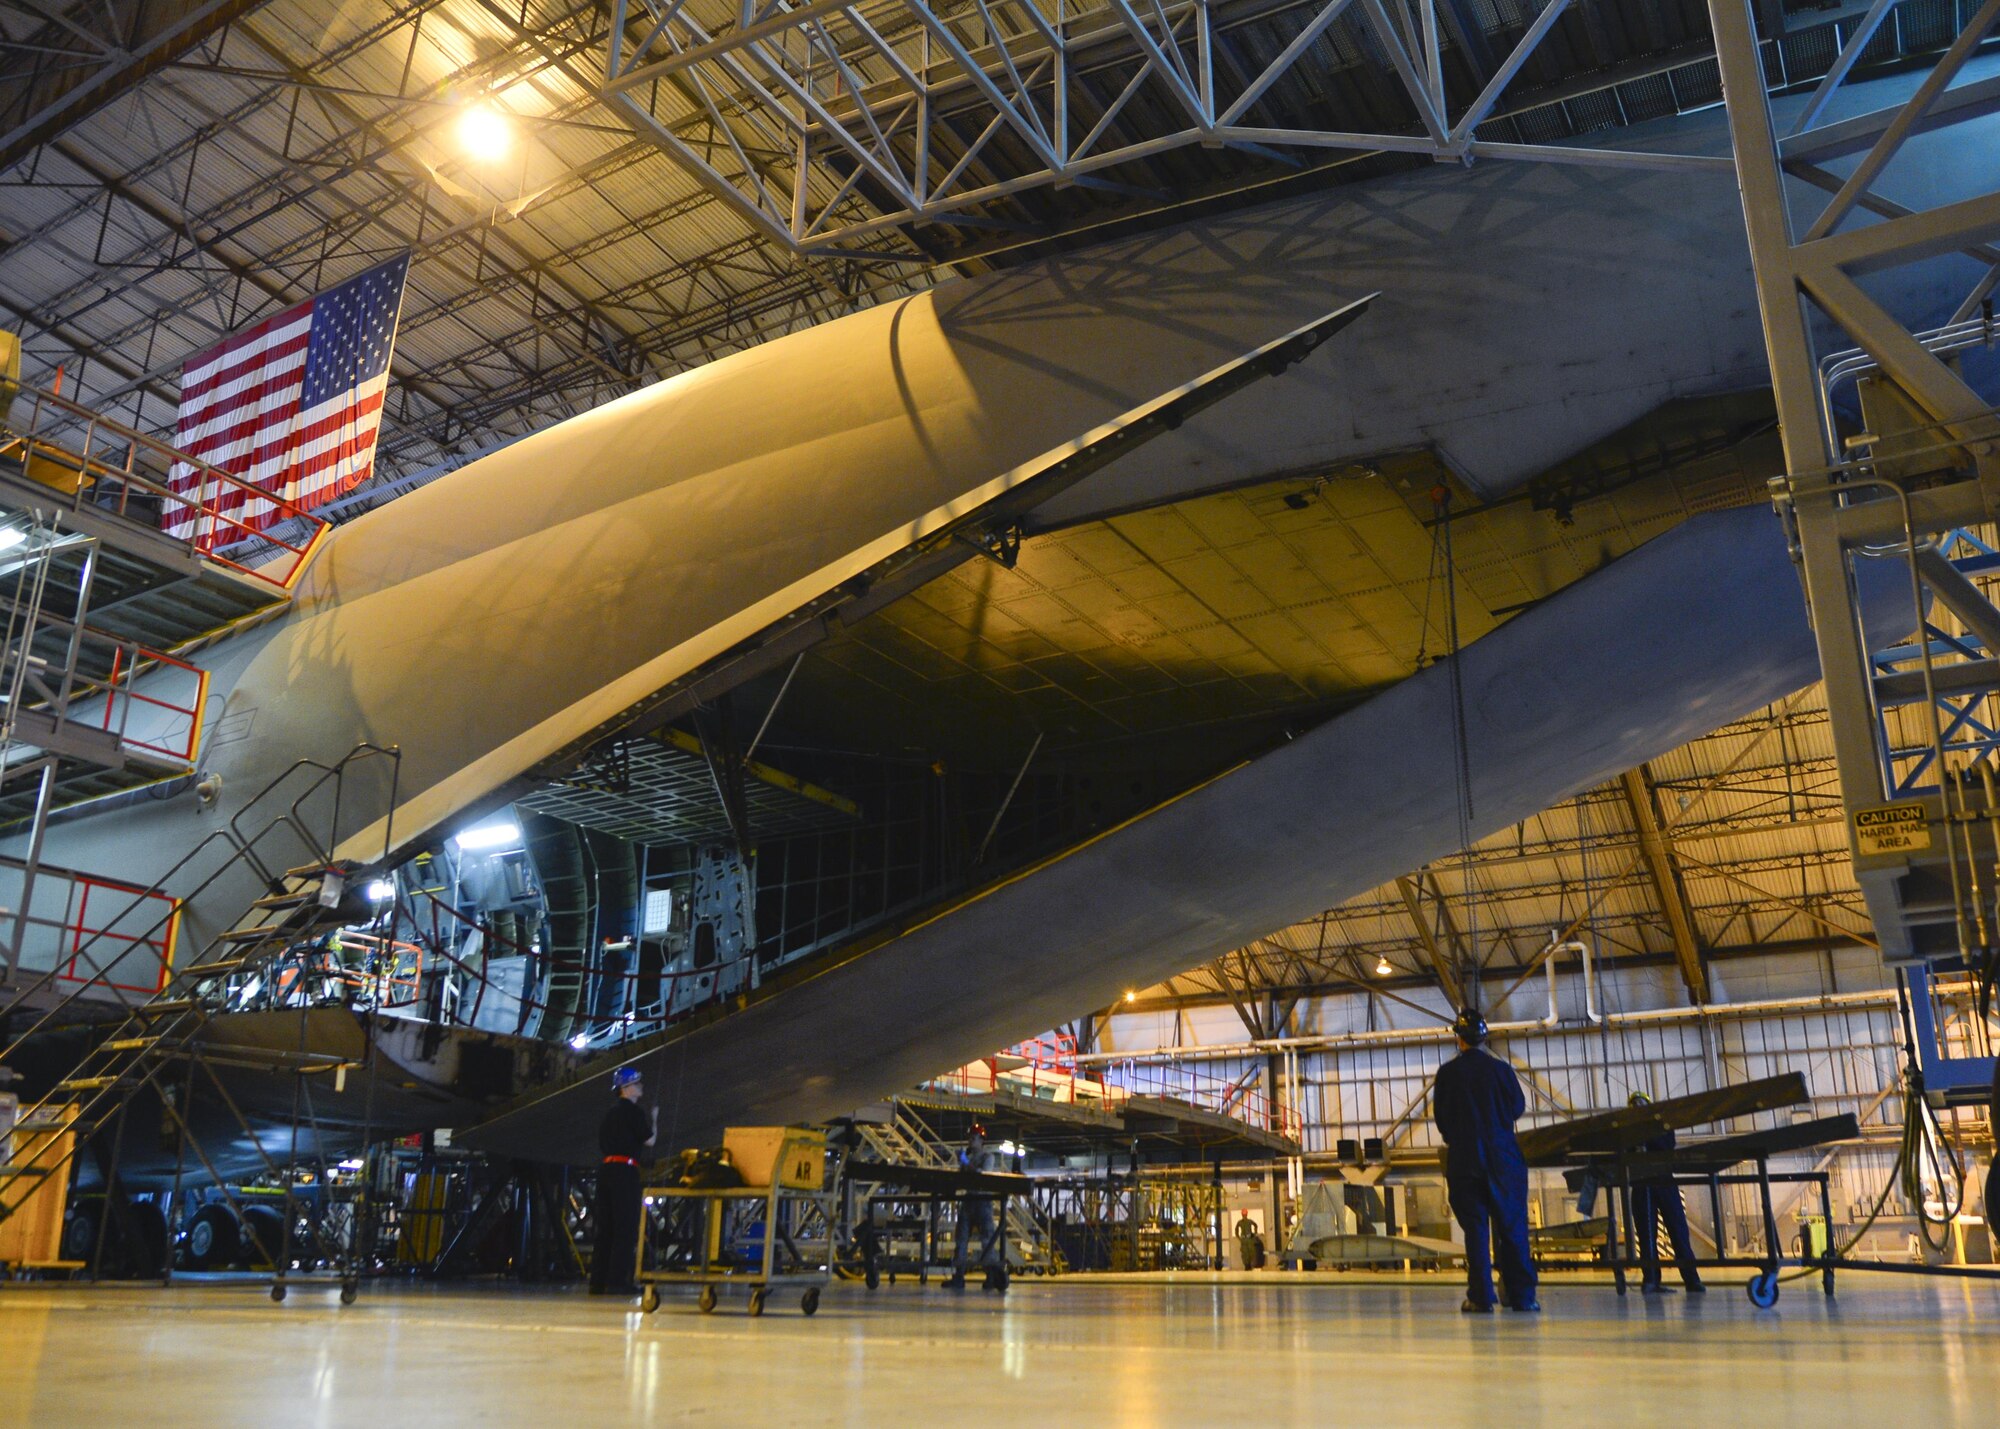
left=1, top=60, right=1990, bottom=1170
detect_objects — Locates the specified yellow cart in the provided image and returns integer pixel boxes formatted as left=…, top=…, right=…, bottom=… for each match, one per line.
left=634, top=1127, right=835, bottom=1317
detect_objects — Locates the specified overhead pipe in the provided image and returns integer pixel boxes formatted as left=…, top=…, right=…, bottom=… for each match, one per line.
left=1074, top=989, right=1903, bottom=1065
left=1540, top=930, right=1601, bottom=1027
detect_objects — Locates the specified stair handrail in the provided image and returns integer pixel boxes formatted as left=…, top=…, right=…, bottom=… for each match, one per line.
left=0, top=746, right=404, bottom=1229
left=0, top=743, right=401, bottom=1055
left=225, top=741, right=402, bottom=894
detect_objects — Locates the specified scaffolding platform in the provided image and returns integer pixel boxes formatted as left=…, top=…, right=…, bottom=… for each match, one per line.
left=0, top=467, right=299, bottom=662
left=0, top=384, right=332, bottom=829
left=895, top=1084, right=1298, bottom=1160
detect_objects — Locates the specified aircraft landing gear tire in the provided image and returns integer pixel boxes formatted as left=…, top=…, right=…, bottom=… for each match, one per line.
left=1747, top=1272, right=1779, bottom=1309
left=240, top=1205, right=285, bottom=1271
left=748, top=1287, right=768, bottom=1317
left=697, top=1285, right=717, bottom=1314
left=183, top=1204, right=240, bottom=1272
left=801, top=1287, right=820, bottom=1317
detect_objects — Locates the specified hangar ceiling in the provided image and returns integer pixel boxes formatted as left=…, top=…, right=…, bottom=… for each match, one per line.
left=0, top=0, right=1955, bottom=505
left=4, top=0, right=1995, bottom=1044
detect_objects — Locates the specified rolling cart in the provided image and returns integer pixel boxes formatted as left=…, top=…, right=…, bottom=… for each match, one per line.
left=635, top=1126, right=835, bottom=1317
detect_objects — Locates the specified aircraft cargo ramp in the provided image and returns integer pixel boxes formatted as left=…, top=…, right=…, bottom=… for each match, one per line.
left=462, top=502, right=1911, bottom=1162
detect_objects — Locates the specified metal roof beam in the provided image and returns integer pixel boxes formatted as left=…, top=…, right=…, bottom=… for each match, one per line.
left=1619, top=764, right=1710, bottom=1003
left=1393, top=872, right=1465, bottom=1005
left=0, top=0, right=278, bottom=175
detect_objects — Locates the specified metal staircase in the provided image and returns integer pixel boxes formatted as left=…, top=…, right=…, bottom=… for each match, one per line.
left=0, top=382, right=331, bottom=829
left=855, top=1100, right=1066, bottom=1273
left=0, top=744, right=400, bottom=1295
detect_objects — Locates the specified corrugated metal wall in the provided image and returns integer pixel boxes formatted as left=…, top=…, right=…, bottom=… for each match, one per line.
left=1096, top=955, right=1994, bottom=1256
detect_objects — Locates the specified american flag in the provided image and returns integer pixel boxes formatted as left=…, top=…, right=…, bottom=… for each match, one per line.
left=166, top=253, right=409, bottom=545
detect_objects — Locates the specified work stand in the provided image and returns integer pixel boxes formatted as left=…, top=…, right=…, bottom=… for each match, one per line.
left=1589, top=1154, right=1835, bottom=1308
left=843, top=1160, right=1025, bottom=1293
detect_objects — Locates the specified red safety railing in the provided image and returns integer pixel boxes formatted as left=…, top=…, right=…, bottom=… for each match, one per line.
left=932, top=1033, right=1112, bottom=1106
left=1, top=383, right=331, bottom=592
left=267, top=931, right=428, bottom=1009
left=54, top=872, right=181, bottom=997
left=100, top=644, right=209, bottom=764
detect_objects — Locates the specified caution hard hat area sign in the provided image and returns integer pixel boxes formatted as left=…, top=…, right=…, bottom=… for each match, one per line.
left=1853, top=802, right=1931, bottom=856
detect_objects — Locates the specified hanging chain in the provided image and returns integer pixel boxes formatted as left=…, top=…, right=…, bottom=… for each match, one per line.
left=1432, top=485, right=1479, bottom=1009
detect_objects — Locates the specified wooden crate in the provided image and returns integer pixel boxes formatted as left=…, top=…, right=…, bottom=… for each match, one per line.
left=0, top=1103, right=78, bottom=1268
left=722, top=1126, right=826, bottom=1190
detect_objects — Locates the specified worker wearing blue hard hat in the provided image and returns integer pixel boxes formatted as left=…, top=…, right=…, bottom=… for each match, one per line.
left=591, top=1065, right=654, bottom=1297
left=1432, top=1008, right=1540, bottom=1313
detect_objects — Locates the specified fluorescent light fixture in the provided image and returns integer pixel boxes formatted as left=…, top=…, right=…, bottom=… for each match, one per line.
left=0, top=528, right=24, bottom=552
left=569, top=1033, right=589, bottom=1050
left=365, top=879, right=395, bottom=902
left=456, top=102, right=512, bottom=162
left=453, top=820, right=521, bottom=852
left=642, top=888, right=674, bottom=935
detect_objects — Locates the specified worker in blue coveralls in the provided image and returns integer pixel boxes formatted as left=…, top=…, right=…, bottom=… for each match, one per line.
left=946, top=1124, right=1001, bottom=1291
left=1989, top=1059, right=1999, bottom=1233
left=1432, top=1008, right=1540, bottom=1314
left=1627, top=1091, right=1706, bottom=1294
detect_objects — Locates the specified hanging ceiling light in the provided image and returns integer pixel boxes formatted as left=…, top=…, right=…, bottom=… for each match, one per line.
left=1374, top=956, right=1393, bottom=977
left=455, top=101, right=513, bottom=162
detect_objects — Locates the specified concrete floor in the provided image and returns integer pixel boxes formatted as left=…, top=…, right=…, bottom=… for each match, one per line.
left=2, top=1272, right=1996, bottom=1426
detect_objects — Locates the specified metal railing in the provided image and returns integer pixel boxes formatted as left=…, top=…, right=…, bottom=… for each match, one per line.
left=926, top=1035, right=1302, bottom=1140
left=97, top=644, right=209, bottom=764
left=0, top=383, right=331, bottom=591
left=0, top=852, right=181, bottom=998
left=0, top=601, right=211, bottom=769
left=1106, top=1057, right=1304, bottom=1141
left=0, top=742, right=402, bottom=1049
left=0, top=743, right=403, bottom=1258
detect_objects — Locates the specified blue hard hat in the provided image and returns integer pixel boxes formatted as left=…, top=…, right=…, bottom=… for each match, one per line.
left=612, top=1066, right=642, bottom=1089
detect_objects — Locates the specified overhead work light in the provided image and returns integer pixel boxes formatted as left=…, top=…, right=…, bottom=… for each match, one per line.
left=455, top=101, right=512, bottom=163
left=454, top=819, right=522, bottom=852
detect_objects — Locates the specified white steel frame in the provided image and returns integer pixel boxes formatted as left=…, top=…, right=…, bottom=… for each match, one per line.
left=601, top=0, right=1733, bottom=255
left=1706, top=0, right=2000, bottom=962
